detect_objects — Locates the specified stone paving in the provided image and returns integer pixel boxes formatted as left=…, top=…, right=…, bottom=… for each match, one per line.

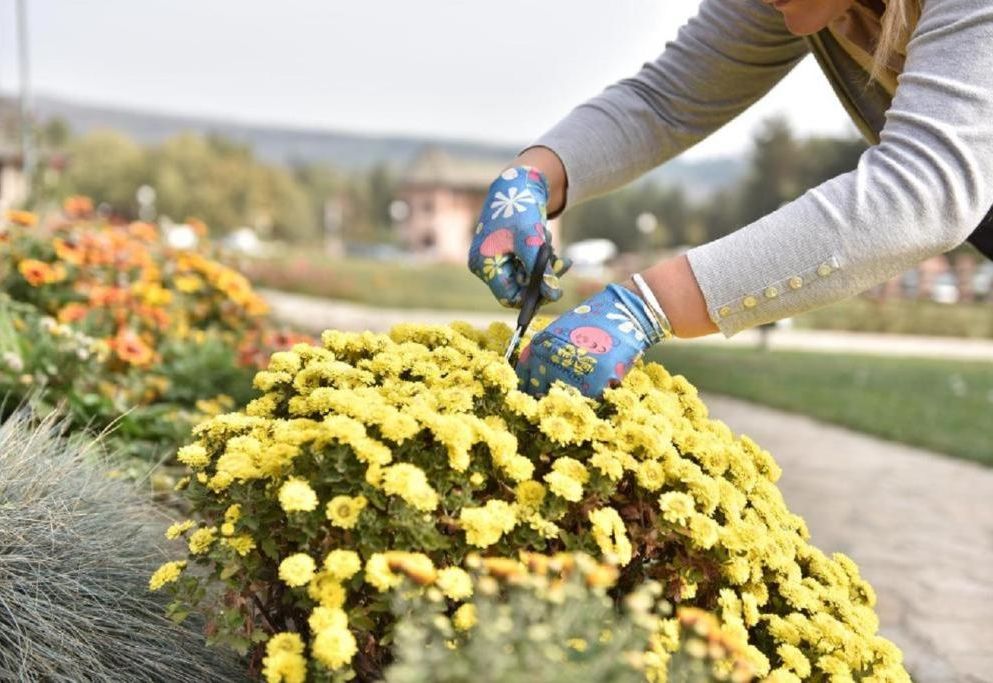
left=263, top=289, right=993, bottom=682
left=703, top=394, right=993, bottom=683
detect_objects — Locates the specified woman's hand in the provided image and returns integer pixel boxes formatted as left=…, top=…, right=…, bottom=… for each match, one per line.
left=514, top=283, right=667, bottom=398
left=468, top=165, right=570, bottom=308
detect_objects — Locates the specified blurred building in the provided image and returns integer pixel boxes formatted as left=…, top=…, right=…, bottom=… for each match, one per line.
left=0, top=145, right=27, bottom=215
left=394, top=147, right=560, bottom=263
left=871, top=252, right=993, bottom=303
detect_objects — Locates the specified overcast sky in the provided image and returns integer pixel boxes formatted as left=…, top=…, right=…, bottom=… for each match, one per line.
left=0, top=0, right=859, bottom=159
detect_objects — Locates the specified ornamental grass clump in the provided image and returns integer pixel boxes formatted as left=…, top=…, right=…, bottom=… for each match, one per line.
left=0, top=412, right=244, bottom=683
left=159, top=322, right=909, bottom=681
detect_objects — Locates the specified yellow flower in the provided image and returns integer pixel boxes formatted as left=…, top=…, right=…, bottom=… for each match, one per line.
left=223, top=534, right=257, bottom=556
left=311, top=624, right=357, bottom=671
left=515, top=480, right=546, bottom=512
left=309, top=606, right=348, bottom=633
left=452, top=603, right=477, bottom=631
left=689, top=514, right=720, bottom=550
left=777, top=644, right=812, bottom=678
left=460, top=500, right=517, bottom=548
left=365, top=553, right=403, bottom=592
left=658, top=491, right=696, bottom=525
left=551, top=457, right=589, bottom=483
left=636, top=460, right=666, bottom=492
left=323, top=549, right=362, bottom=581
left=176, top=443, right=210, bottom=470
left=436, top=567, right=473, bottom=600
left=174, top=273, right=204, bottom=293
left=188, top=527, right=217, bottom=555
left=149, top=560, right=186, bottom=590
left=382, top=463, right=439, bottom=512
left=262, top=633, right=306, bottom=683
left=544, top=471, right=583, bottom=503
left=279, top=553, right=317, bottom=587
left=325, top=495, right=367, bottom=529
left=566, top=638, right=588, bottom=652
left=224, top=504, right=242, bottom=523
left=279, top=477, right=318, bottom=513
left=165, top=519, right=195, bottom=540
left=308, top=572, right=347, bottom=608
left=588, top=507, right=633, bottom=566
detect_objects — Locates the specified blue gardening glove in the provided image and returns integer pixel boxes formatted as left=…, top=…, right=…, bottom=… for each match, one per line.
left=469, top=166, right=570, bottom=308
left=515, top=284, right=666, bottom=398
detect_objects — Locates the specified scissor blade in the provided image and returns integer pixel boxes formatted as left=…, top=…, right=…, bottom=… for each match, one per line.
left=504, top=327, right=523, bottom=362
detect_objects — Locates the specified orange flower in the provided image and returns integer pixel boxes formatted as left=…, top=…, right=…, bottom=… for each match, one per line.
left=128, top=221, right=158, bottom=242
left=6, top=209, right=38, bottom=227
left=18, top=259, right=65, bottom=286
left=244, top=295, right=269, bottom=317
left=57, top=303, right=90, bottom=324
left=88, top=285, right=130, bottom=308
left=63, top=195, right=94, bottom=218
left=111, top=329, right=155, bottom=366
left=53, top=237, right=86, bottom=265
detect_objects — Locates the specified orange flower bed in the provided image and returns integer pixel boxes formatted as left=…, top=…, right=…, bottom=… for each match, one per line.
left=0, top=200, right=309, bottom=467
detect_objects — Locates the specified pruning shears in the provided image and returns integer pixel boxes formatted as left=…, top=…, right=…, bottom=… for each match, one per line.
left=504, top=242, right=553, bottom=362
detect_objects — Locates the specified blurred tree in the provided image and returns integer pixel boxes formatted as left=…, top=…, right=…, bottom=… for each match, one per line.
left=147, top=133, right=316, bottom=239
left=40, top=117, right=72, bottom=149
left=62, top=130, right=147, bottom=211
left=563, top=182, right=689, bottom=253
left=797, top=135, right=865, bottom=187
left=736, top=117, right=804, bottom=225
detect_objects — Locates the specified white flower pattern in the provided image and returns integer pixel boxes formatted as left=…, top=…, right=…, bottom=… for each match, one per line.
left=606, top=302, right=648, bottom=342
left=490, top=186, right=537, bottom=220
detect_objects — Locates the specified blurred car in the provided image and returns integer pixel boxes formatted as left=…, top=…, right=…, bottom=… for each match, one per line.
left=931, top=272, right=960, bottom=304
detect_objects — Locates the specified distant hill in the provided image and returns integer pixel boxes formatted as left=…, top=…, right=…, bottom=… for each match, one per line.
left=3, top=93, right=745, bottom=197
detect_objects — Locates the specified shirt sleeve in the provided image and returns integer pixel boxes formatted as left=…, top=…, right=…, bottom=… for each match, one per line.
left=686, top=0, right=993, bottom=337
left=529, top=0, right=808, bottom=208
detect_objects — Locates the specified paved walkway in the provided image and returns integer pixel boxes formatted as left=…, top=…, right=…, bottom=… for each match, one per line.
left=262, top=289, right=993, bottom=362
left=703, top=394, right=993, bottom=683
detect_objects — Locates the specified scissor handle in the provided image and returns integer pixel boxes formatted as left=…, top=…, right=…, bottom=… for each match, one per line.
left=516, top=242, right=553, bottom=332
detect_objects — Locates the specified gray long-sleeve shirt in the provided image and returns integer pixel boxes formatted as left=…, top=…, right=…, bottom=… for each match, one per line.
left=533, top=0, right=993, bottom=337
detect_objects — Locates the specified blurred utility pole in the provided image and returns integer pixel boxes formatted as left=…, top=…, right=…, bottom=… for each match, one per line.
left=17, top=0, right=35, bottom=187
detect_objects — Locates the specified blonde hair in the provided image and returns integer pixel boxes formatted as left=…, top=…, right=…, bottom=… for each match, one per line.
left=872, top=0, right=922, bottom=80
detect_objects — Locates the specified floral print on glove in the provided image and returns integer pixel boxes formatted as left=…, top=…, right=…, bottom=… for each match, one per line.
left=515, top=284, right=666, bottom=398
left=468, top=166, right=571, bottom=308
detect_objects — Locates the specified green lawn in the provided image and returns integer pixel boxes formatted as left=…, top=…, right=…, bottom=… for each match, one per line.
left=647, top=344, right=993, bottom=466
left=792, top=296, right=993, bottom=338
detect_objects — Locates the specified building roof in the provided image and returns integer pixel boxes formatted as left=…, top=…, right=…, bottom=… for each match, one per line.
left=400, top=146, right=503, bottom=191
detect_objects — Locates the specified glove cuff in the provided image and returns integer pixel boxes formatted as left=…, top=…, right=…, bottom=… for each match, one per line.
left=492, top=166, right=549, bottom=208
left=606, top=283, right=669, bottom=347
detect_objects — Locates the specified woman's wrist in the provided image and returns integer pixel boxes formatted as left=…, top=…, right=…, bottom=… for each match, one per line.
left=510, top=146, right=567, bottom=217
left=620, top=255, right=719, bottom=339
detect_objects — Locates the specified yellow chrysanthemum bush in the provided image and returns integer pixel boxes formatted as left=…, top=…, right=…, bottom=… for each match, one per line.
left=157, top=321, right=909, bottom=681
